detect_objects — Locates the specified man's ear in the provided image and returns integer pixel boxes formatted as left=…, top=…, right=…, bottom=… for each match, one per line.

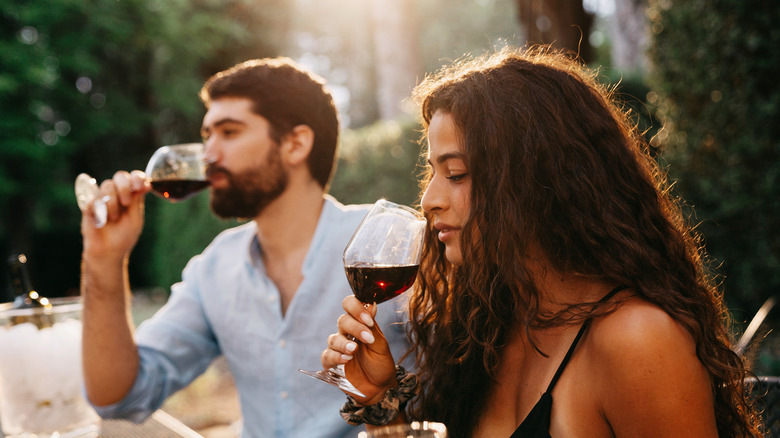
left=282, top=124, right=314, bottom=166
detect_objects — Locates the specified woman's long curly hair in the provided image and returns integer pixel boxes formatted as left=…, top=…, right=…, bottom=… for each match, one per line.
left=405, top=46, right=760, bottom=437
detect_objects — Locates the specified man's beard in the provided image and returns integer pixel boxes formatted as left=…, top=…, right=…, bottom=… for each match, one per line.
left=207, top=146, right=288, bottom=220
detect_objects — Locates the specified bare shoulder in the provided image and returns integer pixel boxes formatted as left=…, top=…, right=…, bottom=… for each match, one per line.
left=588, top=295, right=692, bottom=358
left=585, top=294, right=704, bottom=383
left=580, top=294, right=718, bottom=436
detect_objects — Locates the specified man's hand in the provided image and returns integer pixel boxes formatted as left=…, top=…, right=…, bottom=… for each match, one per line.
left=81, top=170, right=151, bottom=263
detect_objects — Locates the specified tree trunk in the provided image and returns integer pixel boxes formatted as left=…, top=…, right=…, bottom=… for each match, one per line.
left=342, top=1, right=380, bottom=127
left=609, top=0, right=649, bottom=73
left=516, top=0, right=594, bottom=63
left=370, top=0, right=421, bottom=120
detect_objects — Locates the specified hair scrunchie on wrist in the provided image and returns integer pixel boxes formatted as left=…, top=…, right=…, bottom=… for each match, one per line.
left=339, top=365, right=418, bottom=426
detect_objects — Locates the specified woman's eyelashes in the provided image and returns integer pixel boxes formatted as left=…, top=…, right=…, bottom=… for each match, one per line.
left=446, top=172, right=469, bottom=182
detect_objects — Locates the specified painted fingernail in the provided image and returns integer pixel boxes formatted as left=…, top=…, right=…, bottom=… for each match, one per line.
left=361, top=313, right=374, bottom=327
left=361, top=331, right=375, bottom=344
left=345, top=342, right=357, bottom=352
left=341, top=354, right=353, bottom=361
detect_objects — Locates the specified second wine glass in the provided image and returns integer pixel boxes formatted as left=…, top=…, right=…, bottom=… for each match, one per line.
left=75, top=143, right=209, bottom=228
left=145, top=142, right=209, bottom=202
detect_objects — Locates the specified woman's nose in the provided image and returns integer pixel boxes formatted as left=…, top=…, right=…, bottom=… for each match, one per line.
left=421, top=176, right=443, bottom=213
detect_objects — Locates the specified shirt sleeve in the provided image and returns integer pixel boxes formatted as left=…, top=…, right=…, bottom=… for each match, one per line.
left=91, top=255, right=221, bottom=422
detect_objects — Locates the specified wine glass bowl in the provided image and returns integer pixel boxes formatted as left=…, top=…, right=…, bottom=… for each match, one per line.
left=343, top=200, right=426, bottom=305
left=145, top=142, right=209, bottom=202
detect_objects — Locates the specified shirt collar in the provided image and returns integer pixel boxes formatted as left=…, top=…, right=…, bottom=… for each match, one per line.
left=244, top=195, right=341, bottom=273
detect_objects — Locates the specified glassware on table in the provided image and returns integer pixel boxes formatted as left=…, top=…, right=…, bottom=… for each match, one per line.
left=299, top=199, right=426, bottom=397
left=0, top=297, right=101, bottom=438
left=74, top=143, right=208, bottom=228
left=6, top=253, right=51, bottom=310
left=358, top=421, right=448, bottom=438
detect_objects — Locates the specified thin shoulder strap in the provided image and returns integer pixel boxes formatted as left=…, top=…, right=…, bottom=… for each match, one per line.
left=544, top=285, right=628, bottom=392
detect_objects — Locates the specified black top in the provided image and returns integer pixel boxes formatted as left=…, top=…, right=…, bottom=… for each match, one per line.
left=509, top=285, right=628, bottom=438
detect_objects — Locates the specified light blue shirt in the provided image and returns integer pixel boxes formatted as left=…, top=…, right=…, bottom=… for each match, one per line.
left=92, top=196, right=411, bottom=438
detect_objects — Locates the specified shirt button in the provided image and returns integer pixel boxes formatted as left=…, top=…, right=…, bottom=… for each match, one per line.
left=268, top=295, right=277, bottom=303
left=280, top=391, right=289, bottom=399
left=278, top=340, right=287, bottom=348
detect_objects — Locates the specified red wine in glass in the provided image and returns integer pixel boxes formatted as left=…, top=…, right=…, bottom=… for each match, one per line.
left=145, top=143, right=208, bottom=203
left=150, top=179, right=210, bottom=202
left=345, top=263, right=419, bottom=304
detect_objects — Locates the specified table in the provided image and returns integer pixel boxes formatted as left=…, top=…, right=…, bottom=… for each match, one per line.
left=0, top=410, right=202, bottom=438
left=100, top=410, right=203, bottom=437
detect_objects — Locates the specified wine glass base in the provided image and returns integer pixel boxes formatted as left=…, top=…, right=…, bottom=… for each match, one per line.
left=74, top=173, right=109, bottom=228
left=298, top=365, right=366, bottom=398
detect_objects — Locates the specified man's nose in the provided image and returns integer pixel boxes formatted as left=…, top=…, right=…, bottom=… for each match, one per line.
left=203, top=140, right=220, bottom=165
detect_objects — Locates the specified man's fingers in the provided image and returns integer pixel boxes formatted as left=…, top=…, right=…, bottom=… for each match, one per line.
left=112, top=171, right=134, bottom=206
left=129, top=170, right=151, bottom=193
left=98, top=179, right=121, bottom=222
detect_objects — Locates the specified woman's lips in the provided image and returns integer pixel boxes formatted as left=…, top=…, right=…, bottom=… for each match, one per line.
left=435, top=224, right=459, bottom=242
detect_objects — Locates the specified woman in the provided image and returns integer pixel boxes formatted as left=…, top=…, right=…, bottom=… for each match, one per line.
left=322, top=46, right=760, bottom=437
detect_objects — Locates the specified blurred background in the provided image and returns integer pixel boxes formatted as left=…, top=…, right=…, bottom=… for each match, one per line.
left=0, top=0, right=777, bottom=375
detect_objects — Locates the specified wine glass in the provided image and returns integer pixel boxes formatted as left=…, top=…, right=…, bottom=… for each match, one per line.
left=144, top=142, right=209, bottom=202
left=299, top=199, right=426, bottom=397
left=358, top=421, right=448, bottom=438
left=75, top=143, right=209, bottom=227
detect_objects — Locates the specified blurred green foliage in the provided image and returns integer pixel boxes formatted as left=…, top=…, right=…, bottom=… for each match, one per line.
left=330, top=118, right=425, bottom=207
left=647, top=0, right=780, bottom=314
left=0, top=0, right=289, bottom=299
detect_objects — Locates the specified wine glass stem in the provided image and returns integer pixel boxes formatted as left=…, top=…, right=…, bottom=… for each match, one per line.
left=92, top=195, right=110, bottom=228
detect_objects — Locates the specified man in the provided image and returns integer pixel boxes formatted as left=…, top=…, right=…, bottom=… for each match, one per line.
left=80, top=58, right=409, bottom=437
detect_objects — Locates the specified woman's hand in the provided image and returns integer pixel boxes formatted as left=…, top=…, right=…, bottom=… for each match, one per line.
left=321, top=295, right=398, bottom=405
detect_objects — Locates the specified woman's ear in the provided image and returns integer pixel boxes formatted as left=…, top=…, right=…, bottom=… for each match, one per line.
left=282, top=124, right=314, bottom=166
